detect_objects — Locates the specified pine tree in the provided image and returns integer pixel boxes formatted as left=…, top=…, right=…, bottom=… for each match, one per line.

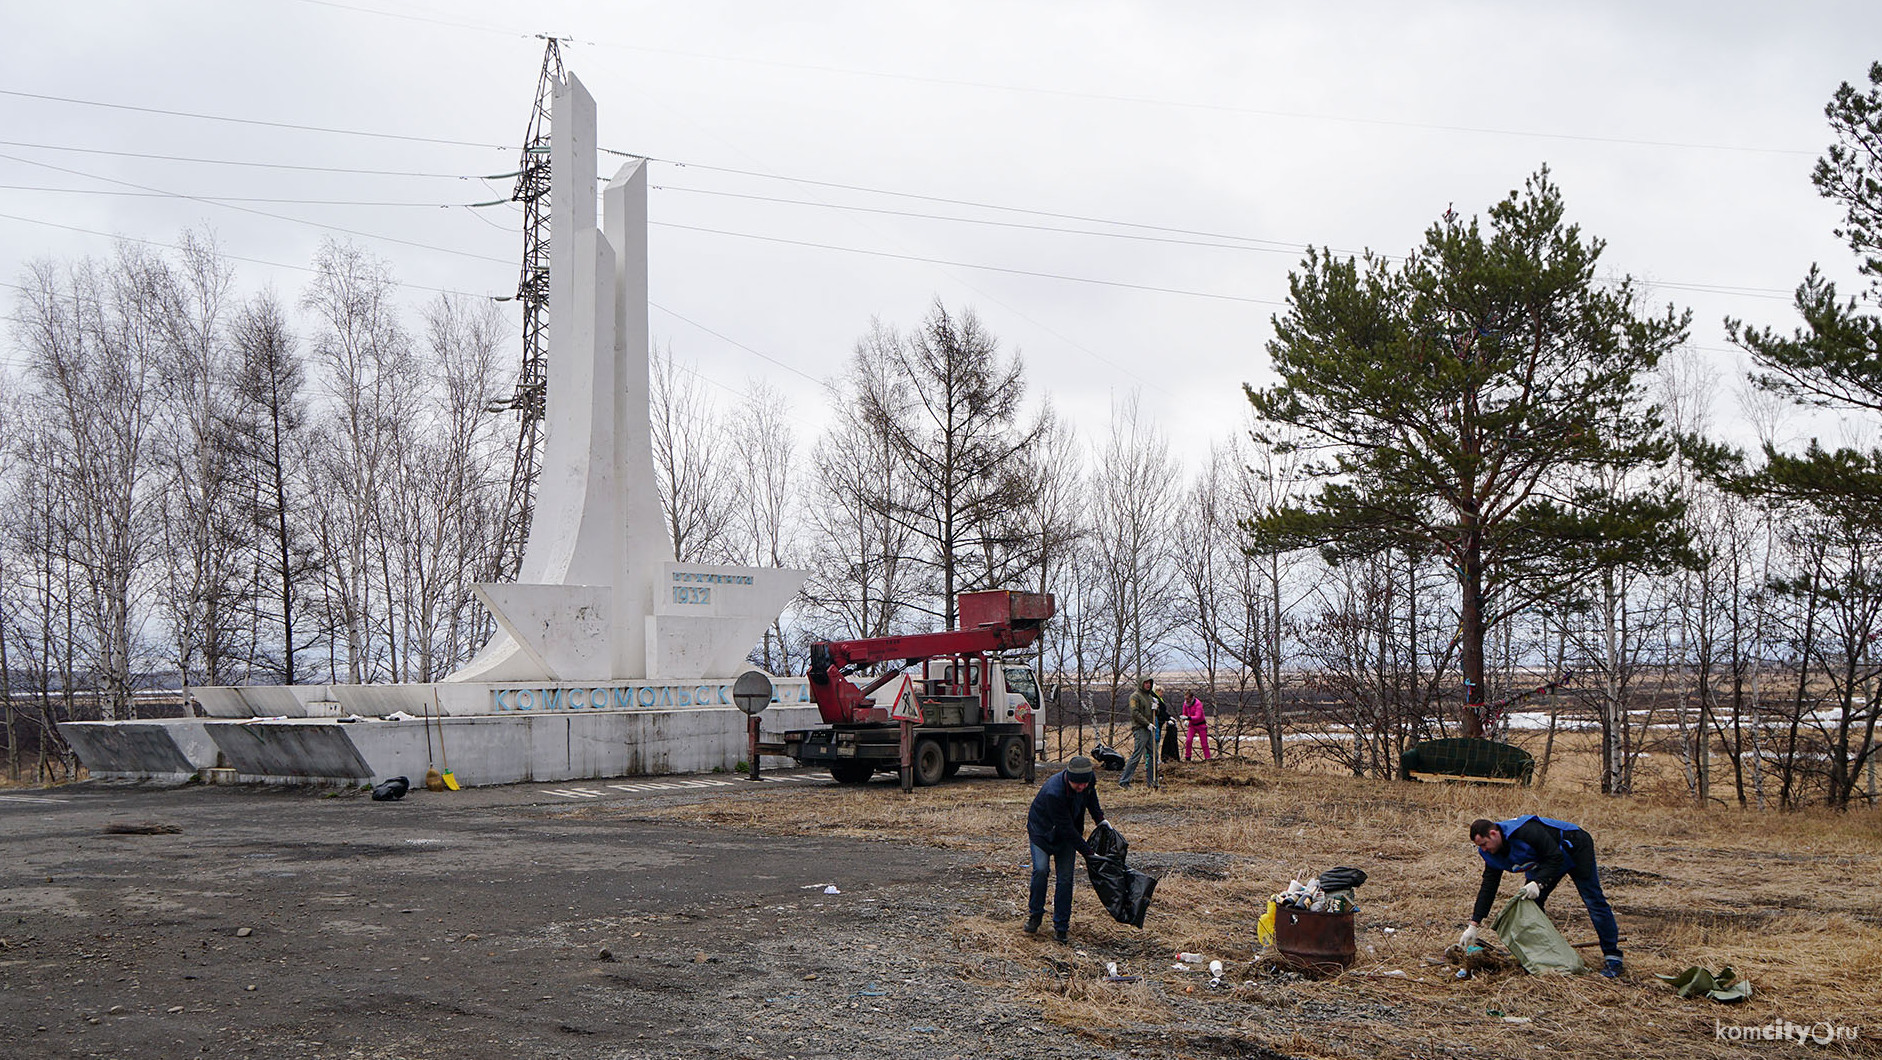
left=1247, top=170, right=1691, bottom=736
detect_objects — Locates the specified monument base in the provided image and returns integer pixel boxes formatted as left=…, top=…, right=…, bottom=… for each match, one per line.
left=62, top=683, right=821, bottom=788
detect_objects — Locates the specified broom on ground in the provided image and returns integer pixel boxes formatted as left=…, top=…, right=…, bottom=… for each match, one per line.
left=422, top=689, right=445, bottom=791
left=433, top=688, right=460, bottom=790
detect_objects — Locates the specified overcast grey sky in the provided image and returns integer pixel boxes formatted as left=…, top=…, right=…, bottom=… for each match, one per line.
left=3, top=1, right=1876, bottom=464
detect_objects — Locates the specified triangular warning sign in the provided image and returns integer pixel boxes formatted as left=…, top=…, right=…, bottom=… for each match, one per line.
left=886, top=675, right=924, bottom=723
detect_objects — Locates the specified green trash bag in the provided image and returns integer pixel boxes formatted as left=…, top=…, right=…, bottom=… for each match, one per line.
left=1491, top=897, right=1586, bottom=975
left=1657, top=965, right=1753, bottom=1002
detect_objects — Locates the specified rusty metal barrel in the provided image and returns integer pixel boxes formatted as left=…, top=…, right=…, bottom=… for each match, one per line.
left=1274, top=906, right=1356, bottom=976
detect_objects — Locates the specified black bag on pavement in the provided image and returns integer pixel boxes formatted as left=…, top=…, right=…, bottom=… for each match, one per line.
left=1085, top=822, right=1159, bottom=927
left=370, top=776, right=410, bottom=801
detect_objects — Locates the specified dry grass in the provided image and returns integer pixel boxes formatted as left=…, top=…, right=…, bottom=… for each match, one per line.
left=645, top=748, right=1881, bottom=1059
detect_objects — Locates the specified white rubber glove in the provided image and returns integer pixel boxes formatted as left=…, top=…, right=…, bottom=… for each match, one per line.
left=1518, top=880, right=1541, bottom=901
left=1459, top=923, right=1479, bottom=948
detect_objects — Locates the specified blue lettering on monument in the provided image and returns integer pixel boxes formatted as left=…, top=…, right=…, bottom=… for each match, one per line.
left=489, top=681, right=801, bottom=712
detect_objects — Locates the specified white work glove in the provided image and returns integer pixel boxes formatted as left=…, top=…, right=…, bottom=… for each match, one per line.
left=1518, top=880, right=1541, bottom=901
left=1458, top=924, right=1479, bottom=948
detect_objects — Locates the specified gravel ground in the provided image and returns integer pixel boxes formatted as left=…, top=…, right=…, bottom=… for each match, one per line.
left=0, top=774, right=1293, bottom=1060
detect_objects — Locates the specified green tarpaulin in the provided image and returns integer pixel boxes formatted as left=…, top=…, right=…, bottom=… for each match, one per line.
left=1657, top=966, right=1753, bottom=1002
left=1491, top=896, right=1585, bottom=975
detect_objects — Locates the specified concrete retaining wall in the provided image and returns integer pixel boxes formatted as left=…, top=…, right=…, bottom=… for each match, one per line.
left=63, top=703, right=826, bottom=788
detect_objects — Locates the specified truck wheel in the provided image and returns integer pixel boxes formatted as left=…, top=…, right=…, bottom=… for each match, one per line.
left=996, top=736, right=1027, bottom=779
left=913, top=739, right=947, bottom=787
left=828, top=761, right=874, bottom=785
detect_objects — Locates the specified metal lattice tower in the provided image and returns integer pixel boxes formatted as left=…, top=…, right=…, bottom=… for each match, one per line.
left=490, top=37, right=565, bottom=583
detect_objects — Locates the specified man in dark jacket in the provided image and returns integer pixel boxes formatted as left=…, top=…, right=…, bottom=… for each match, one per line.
left=1025, top=755, right=1106, bottom=943
left=1461, top=815, right=1624, bottom=977
left=1118, top=677, right=1159, bottom=787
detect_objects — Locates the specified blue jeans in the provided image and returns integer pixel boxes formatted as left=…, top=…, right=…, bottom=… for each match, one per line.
left=1029, top=839, right=1078, bottom=931
left=1536, top=830, right=1622, bottom=961
left=1118, top=727, right=1151, bottom=786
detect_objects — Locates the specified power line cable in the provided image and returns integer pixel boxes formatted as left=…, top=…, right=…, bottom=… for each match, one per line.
left=0, top=88, right=507, bottom=152
left=0, top=151, right=514, bottom=266
left=0, top=92, right=1798, bottom=303
left=636, top=157, right=1315, bottom=252
left=280, top=0, right=1811, bottom=157
left=652, top=221, right=1281, bottom=305
left=0, top=137, right=486, bottom=179
left=650, top=302, right=820, bottom=385
left=0, top=211, right=495, bottom=298
left=0, top=183, right=480, bottom=208
left=651, top=184, right=1309, bottom=255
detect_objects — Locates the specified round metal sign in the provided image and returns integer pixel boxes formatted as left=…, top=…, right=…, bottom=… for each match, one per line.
left=732, top=670, right=774, bottom=716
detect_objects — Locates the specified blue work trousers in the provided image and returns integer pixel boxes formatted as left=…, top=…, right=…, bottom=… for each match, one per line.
left=1028, top=839, right=1079, bottom=932
left=1536, top=830, right=1623, bottom=961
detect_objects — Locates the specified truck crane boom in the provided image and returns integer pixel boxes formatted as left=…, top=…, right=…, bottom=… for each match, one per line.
left=807, top=590, right=1053, bottom=725
left=780, top=590, right=1054, bottom=789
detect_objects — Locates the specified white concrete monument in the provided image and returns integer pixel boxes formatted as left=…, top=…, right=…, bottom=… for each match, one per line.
left=449, top=72, right=802, bottom=688
left=61, top=71, right=811, bottom=787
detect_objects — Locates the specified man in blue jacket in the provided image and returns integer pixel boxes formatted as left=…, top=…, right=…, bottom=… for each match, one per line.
left=1025, top=755, right=1106, bottom=943
left=1460, top=815, right=1624, bottom=977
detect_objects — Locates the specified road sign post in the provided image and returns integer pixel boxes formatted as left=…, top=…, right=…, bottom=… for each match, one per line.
left=733, top=671, right=774, bottom=783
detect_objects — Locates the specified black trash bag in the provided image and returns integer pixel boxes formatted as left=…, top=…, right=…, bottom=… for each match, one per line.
left=1085, top=822, right=1159, bottom=927
left=1091, top=742, right=1127, bottom=771
left=371, top=776, right=411, bottom=801
left=1315, top=866, right=1368, bottom=892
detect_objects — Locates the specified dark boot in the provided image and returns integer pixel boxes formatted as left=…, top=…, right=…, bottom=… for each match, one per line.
left=1054, top=929, right=1069, bottom=944
left=1023, top=914, right=1041, bottom=934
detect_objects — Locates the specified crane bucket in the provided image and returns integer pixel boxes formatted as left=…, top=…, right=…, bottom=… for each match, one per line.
left=958, top=590, right=1055, bottom=631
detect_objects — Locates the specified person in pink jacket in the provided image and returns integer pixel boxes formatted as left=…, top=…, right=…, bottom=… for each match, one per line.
left=1181, top=692, right=1211, bottom=760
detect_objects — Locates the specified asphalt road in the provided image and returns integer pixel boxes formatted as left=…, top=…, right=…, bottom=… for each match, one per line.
left=0, top=772, right=1134, bottom=1060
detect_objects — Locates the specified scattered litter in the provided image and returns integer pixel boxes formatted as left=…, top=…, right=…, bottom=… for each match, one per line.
left=823, top=885, right=841, bottom=895
left=597, top=948, right=616, bottom=962
left=912, top=1025, right=937, bottom=1034
left=1171, top=963, right=1191, bottom=972
left=1503, top=1015, right=1532, bottom=1024
left=1658, top=966, right=1752, bottom=1003
left=235, top=927, right=253, bottom=938
left=1209, top=959, right=1224, bottom=978
left=800, top=883, right=830, bottom=890
left=1176, top=951, right=1205, bottom=963
left=385, top=710, right=420, bottom=721
left=853, top=984, right=888, bottom=998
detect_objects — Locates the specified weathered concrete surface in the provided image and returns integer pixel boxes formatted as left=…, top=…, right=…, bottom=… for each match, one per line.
left=0, top=775, right=1129, bottom=1060
left=55, top=719, right=220, bottom=783
left=63, top=704, right=824, bottom=788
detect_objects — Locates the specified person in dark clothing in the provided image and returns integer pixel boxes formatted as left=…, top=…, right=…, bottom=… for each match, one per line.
left=1119, top=678, right=1159, bottom=787
left=1158, top=697, right=1179, bottom=762
left=1025, top=755, right=1107, bottom=943
left=1461, top=815, right=1624, bottom=977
